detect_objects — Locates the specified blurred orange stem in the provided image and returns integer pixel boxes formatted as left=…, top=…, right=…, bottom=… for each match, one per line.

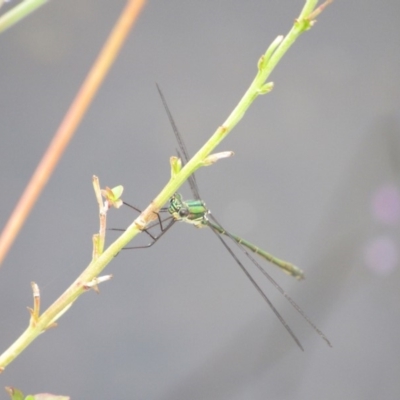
left=0, top=0, right=147, bottom=266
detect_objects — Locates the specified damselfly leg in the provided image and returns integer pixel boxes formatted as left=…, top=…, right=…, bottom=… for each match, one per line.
left=110, top=202, right=176, bottom=249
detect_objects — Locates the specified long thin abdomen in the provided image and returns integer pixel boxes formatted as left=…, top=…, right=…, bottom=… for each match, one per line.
left=207, top=221, right=305, bottom=280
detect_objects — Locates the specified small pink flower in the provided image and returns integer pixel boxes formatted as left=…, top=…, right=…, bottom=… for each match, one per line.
left=371, top=183, right=400, bottom=225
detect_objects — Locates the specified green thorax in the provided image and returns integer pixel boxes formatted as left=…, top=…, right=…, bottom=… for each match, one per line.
left=168, top=193, right=209, bottom=227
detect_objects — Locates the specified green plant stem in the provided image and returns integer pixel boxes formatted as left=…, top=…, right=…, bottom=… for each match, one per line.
left=0, top=0, right=331, bottom=371
left=0, top=0, right=49, bottom=34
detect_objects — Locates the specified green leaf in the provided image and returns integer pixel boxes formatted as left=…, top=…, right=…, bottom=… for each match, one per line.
left=5, top=387, right=24, bottom=400
left=101, top=185, right=124, bottom=208
left=170, top=156, right=182, bottom=178
left=110, top=185, right=124, bottom=200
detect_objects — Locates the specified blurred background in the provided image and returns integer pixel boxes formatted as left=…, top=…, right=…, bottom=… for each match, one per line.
left=1, top=1, right=400, bottom=399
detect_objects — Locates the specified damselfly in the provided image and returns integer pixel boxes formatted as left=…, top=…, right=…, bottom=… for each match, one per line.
left=119, top=85, right=331, bottom=350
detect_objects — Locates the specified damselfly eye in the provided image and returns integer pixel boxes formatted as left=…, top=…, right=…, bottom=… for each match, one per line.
left=179, top=208, right=189, bottom=217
